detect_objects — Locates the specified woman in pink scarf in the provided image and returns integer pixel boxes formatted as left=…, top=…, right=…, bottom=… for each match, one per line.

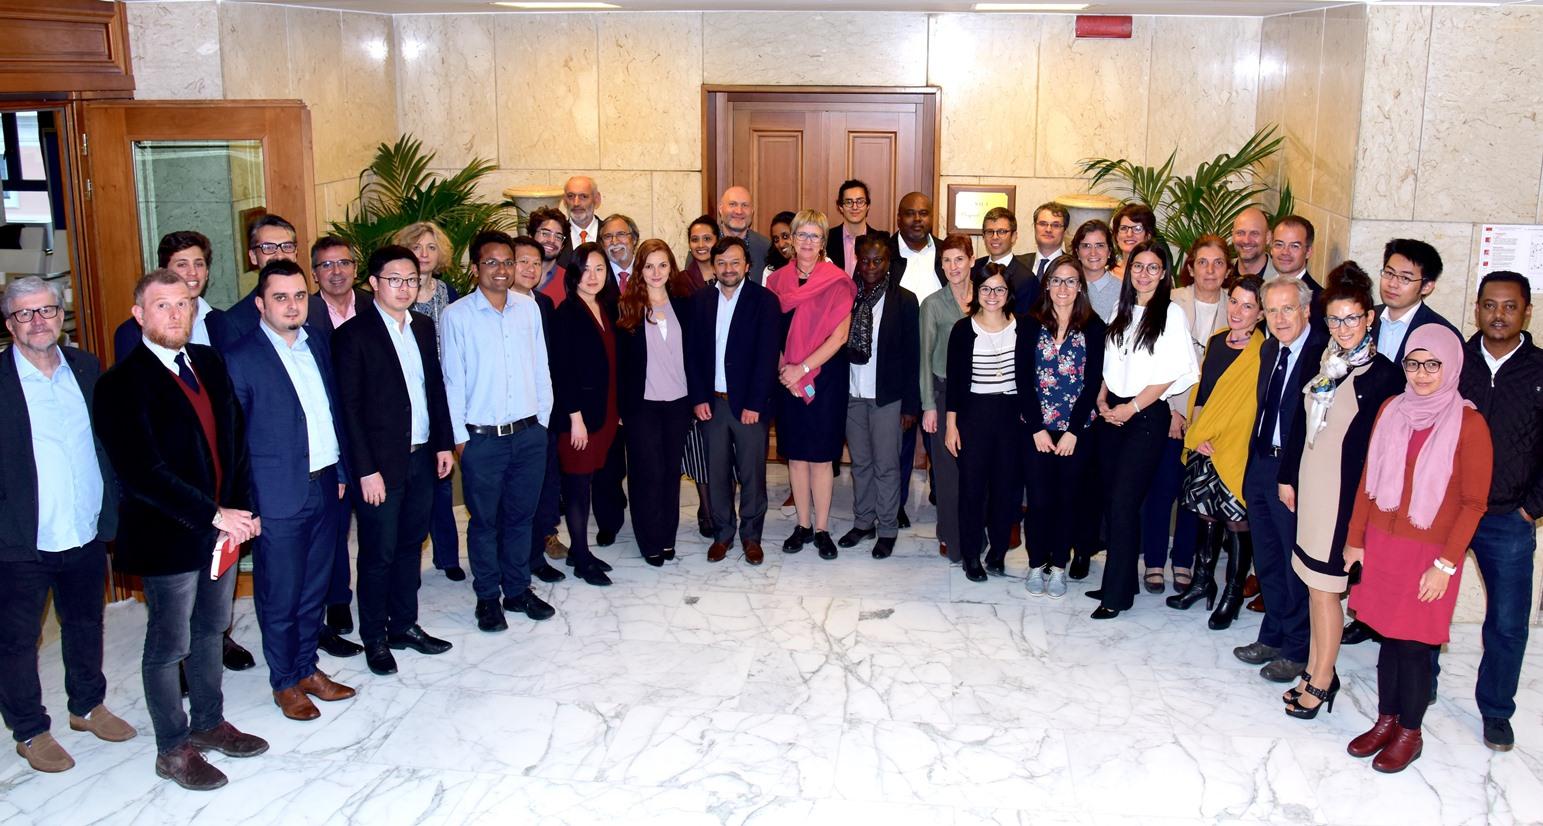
left=1342, top=324, right=1492, bottom=773
left=768, top=209, right=857, bottom=560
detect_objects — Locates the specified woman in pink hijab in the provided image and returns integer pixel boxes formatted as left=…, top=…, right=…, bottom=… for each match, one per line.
left=1342, top=323, right=1492, bottom=774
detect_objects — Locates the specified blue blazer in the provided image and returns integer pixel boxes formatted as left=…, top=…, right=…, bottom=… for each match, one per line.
left=223, top=324, right=350, bottom=520
left=685, top=279, right=782, bottom=418
left=114, top=309, right=234, bottom=362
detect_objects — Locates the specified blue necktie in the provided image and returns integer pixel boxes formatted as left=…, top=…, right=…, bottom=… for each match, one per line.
left=175, top=352, right=200, bottom=394
left=1258, top=346, right=1291, bottom=448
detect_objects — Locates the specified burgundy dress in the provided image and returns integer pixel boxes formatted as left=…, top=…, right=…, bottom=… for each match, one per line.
left=558, top=308, right=618, bottom=475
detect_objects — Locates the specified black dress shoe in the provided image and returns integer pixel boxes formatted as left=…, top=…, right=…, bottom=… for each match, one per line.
left=592, top=556, right=613, bottom=573
left=872, top=537, right=896, bottom=559
left=783, top=524, right=812, bottom=553
left=1341, top=619, right=1377, bottom=645
left=503, top=590, right=556, bottom=620
left=984, top=559, right=1006, bottom=577
left=596, top=531, right=617, bottom=547
left=1068, top=554, right=1091, bottom=581
left=897, top=508, right=911, bottom=530
left=386, top=625, right=453, bottom=655
left=814, top=531, right=838, bottom=560
left=532, top=562, right=567, bottom=583
left=326, top=604, right=354, bottom=635
left=963, top=557, right=988, bottom=582
left=317, top=630, right=364, bottom=658
left=442, top=566, right=466, bottom=582
left=643, top=554, right=665, bottom=567
left=662, top=548, right=677, bottom=561
left=222, top=635, right=256, bottom=671
left=838, top=527, right=876, bottom=548
left=576, top=565, right=613, bottom=586
left=1090, top=606, right=1121, bottom=620
left=697, top=514, right=715, bottom=538
left=476, top=598, right=508, bottom=632
left=364, top=642, right=397, bottom=675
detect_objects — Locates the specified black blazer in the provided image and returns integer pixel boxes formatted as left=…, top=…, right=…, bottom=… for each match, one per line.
left=1014, top=314, right=1108, bottom=436
left=114, top=309, right=234, bottom=362
left=532, top=291, right=558, bottom=426
left=331, top=305, right=453, bottom=487
left=0, top=346, right=118, bottom=562
left=826, top=224, right=889, bottom=271
left=306, top=289, right=374, bottom=344
left=885, top=234, right=946, bottom=293
left=1249, top=330, right=1328, bottom=460
left=685, top=279, right=782, bottom=418
left=849, top=286, right=922, bottom=416
left=223, top=288, right=262, bottom=340
left=94, top=344, right=251, bottom=576
left=972, top=254, right=1041, bottom=318
left=1369, top=302, right=1459, bottom=362
left=616, top=296, right=692, bottom=420
left=551, top=297, right=617, bottom=434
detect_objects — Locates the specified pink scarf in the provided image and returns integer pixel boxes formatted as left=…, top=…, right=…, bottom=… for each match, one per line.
left=768, top=259, right=856, bottom=403
left=1362, top=324, right=1473, bottom=529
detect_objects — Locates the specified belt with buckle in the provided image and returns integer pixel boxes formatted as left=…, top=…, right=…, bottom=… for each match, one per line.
left=308, top=463, right=336, bottom=481
left=467, top=416, right=539, bottom=437
left=713, top=392, right=730, bottom=400
left=410, top=442, right=427, bottom=453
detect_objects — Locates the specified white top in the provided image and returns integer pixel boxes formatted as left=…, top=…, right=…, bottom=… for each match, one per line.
left=848, top=293, right=886, bottom=399
left=1483, top=339, right=1524, bottom=375
left=569, top=217, right=600, bottom=247
left=259, top=322, right=341, bottom=473
left=714, top=282, right=744, bottom=394
left=898, top=237, right=940, bottom=301
left=1103, top=303, right=1199, bottom=400
left=969, top=317, right=1017, bottom=395
left=1190, top=299, right=1222, bottom=349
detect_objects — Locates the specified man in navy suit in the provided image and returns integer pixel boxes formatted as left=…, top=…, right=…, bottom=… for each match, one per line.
left=687, top=236, right=782, bottom=565
left=113, top=230, right=234, bottom=361
left=224, top=214, right=302, bottom=340
left=972, top=206, right=1040, bottom=316
left=1233, top=276, right=1328, bottom=683
left=225, top=260, right=359, bottom=722
left=1372, top=238, right=1460, bottom=361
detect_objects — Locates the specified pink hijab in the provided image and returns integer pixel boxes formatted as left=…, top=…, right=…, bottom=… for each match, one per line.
left=1362, top=324, right=1473, bottom=529
left=767, top=259, right=856, bottom=403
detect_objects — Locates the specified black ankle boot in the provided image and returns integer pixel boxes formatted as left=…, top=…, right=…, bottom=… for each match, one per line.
left=1209, top=529, right=1252, bottom=630
left=1168, top=520, right=1220, bottom=611
left=962, top=553, right=988, bottom=582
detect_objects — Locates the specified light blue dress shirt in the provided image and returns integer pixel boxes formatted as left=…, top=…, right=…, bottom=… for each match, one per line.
left=439, top=288, right=553, bottom=444
left=260, top=322, right=341, bottom=472
left=1376, top=302, right=1419, bottom=360
left=1272, top=331, right=1309, bottom=448
left=714, top=282, right=744, bottom=394
left=14, top=346, right=103, bottom=552
left=376, top=303, right=431, bottom=445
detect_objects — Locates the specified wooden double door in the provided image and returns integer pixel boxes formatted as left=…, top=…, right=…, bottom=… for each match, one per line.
left=706, top=88, right=938, bottom=233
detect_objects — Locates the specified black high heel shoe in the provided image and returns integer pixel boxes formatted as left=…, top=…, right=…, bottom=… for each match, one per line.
left=1285, top=673, right=1339, bottom=719
left=1283, top=670, right=1311, bottom=704
left=783, top=524, right=813, bottom=553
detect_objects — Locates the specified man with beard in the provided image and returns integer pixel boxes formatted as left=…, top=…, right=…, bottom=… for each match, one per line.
left=527, top=205, right=569, bottom=306
left=113, top=231, right=234, bottom=359
left=717, top=186, right=772, bottom=283
left=1229, top=207, right=1276, bottom=281
left=600, top=213, right=639, bottom=293
left=558, top=176, right=603, bottom=270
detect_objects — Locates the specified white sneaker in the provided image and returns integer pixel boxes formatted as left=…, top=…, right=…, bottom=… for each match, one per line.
left=1046, top=567, right=1068, bottom=599
left=1025, top=567, right=1046, bottom=596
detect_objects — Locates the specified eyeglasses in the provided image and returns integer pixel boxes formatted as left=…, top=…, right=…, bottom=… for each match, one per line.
left=1077, top=242, right=1108, bottom=252
left=1128, top=262, right=1164, bottom=276
left=1047, top=276, right=1080, bottom=289
left=1324, top=312, right=1366, bottom=329
left=1116, top=225, right=1146, bottom=236
left=8, top=304, right=60, bottom=323
left=314, top=258, right=356, bottom=272
left=600, top=231, right=634, bottom=243
left=376, top=276, right=422, bottom=290
left=1381, top=268, right=1422, bottom=287
left=1401, top=357, right=1443, bottom=374
left=838, top=198, right=869, bottom=208
left=1271, top=241, right=1307, bottom=252
left=251, top=241, right=299, bottom=255
left=479, top=258, right=516, bottom=270
left=534, top=228, right=565, bottom=241
left=793, top=231, right=822, bottom=242
left=1035, top=221, right=1066, bottom=231
left=982, top=228, right=1014, bottom=238
left=978, top=285, right=1008, bottom=296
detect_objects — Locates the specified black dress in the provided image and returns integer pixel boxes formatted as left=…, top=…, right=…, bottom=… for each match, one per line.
left=776, top=308, right=850, bottom=463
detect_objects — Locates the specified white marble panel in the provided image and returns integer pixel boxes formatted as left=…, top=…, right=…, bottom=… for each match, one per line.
left=1254, top=14, right=1290, bottom=188
left=927, top=14, right=1038, bottom=178
left=833, top=719, right=1075, bottom=809
left=702, top=12, right=927, bottom=87
left=651, top=170, right=705, bottom=250
left=1035, top=14, right=1153, bottom=179
left=335, top=12, right=398, bottom=185
left=127, top=1, right=223, bottom=100
left=495, top=15, right=600, bottom=171
left=1309, top=5, right=1366, bottom=218
left=394, top=14, right=499, bottom=170
left=597, top=13, right=702, bottom=171
left=1352, top=6, right=1432, bottom=221
left=219, top=2, right=292, bottom=99
left=1348, top=219, right=1476, bottom=331
left=1145, top=17, right=1262, bottom=176
left=1278, top=11, right=1324, bottom=205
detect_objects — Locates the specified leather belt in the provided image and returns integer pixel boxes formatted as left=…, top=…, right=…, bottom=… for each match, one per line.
left=467, top=416, right=539, bottom=437
left=410, top=442, right=427, bottom=453
left=713, top=392, right=730, bottom=400
left=308, top=463, right=336, bottom=481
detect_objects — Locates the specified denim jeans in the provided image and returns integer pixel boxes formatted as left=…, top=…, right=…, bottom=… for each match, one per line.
left=1472, top=509, right=1538, bottom=719
left=0, top=543, right=107, bottom=742
left=142, top=566, right=237, bottom=753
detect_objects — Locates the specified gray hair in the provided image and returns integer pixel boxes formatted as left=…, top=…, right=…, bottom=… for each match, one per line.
left=2, top=276, right=63, bottom=318
left=600, top=213, right=639, bottom=241
left=1261, top=274, right=1312, bottom=310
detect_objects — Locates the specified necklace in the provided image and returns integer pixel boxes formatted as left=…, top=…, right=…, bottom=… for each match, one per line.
left=1226, top=330, right=1251, bottom=346
left=978, top=320, right=1013, bottom=378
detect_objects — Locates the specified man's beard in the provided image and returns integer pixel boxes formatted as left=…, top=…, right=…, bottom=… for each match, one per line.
left=145, top=324, right=191, bottom=350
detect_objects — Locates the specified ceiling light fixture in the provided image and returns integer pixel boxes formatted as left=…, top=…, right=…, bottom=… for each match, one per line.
left=973, top=3, right=1090, bottom=10
left=491, top=1, right=620, bottom=9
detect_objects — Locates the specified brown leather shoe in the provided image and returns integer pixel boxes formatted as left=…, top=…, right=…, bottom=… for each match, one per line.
left=274, top=686, right=320, bottom=721
left=1247, top=594, right=1266, bottom=613
left=707, top=541, right=730, bottom=563
left=938, top=541, right=949, bottom=557
left=744, top=541, right=764, bottom=566
left=298, top=670, right=357, bottom=702
left=69, top=704, right=138, bottom=742
left=545, top=534, right=568, bottom=559
left=1372, top=725, right=1423, bottom=773
left=1348, top=713, right=1399, bottom=758
left=16, top=731, right=73, bottom=773
left=188, top=721, right=269, bottom=757
left=1009, top=524, right=1022, bottom=550
left=1242, top=573, right=1260, bottom=598
left=155, top=742, right=227, bottom=790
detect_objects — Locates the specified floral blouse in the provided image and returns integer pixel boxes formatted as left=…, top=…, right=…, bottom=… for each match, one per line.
left=1036, top=327, right=1093, bottom=431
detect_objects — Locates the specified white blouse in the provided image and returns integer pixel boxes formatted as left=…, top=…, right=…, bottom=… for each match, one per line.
left=1103, top=303, right=1199, bottom=400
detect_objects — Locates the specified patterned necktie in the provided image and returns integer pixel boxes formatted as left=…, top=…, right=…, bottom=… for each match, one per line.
left=175, top=352, right=200, bottom=393
left=1257, top=346, right=1291, bottom=445
left=619, top=271, right=629, bottom=290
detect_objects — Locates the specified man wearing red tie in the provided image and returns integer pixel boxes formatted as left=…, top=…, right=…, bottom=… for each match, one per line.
left=600, top=213, right=639, bottom=293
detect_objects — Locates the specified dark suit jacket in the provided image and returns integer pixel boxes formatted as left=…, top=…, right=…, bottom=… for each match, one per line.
left=852, top=286, right=922, bottom=416
left=885, top=234, right=946, bottom=294
left=114, top=309, right=234, bottom=362
left=0, top=346, right=118, bottom=562
left=94, top=343, right=251, bottom=576
left=1249, top=330, right=1328, bottom=462
left=532, top=291, right=558, bottom=426
left=1015, top=314, right=1108, bottom=436
left=826, top=224, right=889, bottom=271
left=551, top=297, right=617, bottom=434
left=306, top=289, right=374, bottom=344
left=972, top=254, right=1041, bottom=318
left=1370, top=302, right=1459, bottom=362
left=616, top=296, right=693, bottom=421
left=685, top=279, right=782, bottom=418
left=330, top=305, right=453, bottom=488
left=224, top=324, right=350, bottom=520
left=743, top=230, right=772, bottom=285
left=224, top=288, right=262, bottom=340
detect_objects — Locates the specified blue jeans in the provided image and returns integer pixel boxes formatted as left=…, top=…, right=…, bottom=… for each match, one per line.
left=461, top=425, right=546, bottom=602
left=1472, top=510, right=1538, bottom=719
left=0, top=543, right=107, bottom=742
left=142, top=566, right=237, bottom=753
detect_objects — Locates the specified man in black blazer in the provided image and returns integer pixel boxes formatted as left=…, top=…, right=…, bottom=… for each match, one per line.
left=1267, top=215, right=1324, bottom=320
left=1, top=277, right=135, bottom=774
left=887, top=192, right=944, bottom=525
left=687, top=236, right=782, bottom=564
left=1370, top=238, right=1460, bottom=362
left=95, top=269, right=268, bottom=791
left=1233, top=276, right=1327, bottom=685
left=224, top=214, right=302, bottom=340
left=113, top=230, right=235, bottom=361
left=331, top=245, right=455, bottom=677
left=972, top=206, right=1040, bottom=316
left=827, top=179, right=889, bottom=275
left=224, top=260, right=359, bottom=722
left=838, top=237, right=921, bottom=559
left=305, top=235, right=372, bottom=344
left=556, top=175, right=603, bottom=272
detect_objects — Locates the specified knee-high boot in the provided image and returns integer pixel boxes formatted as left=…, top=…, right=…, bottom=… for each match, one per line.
left=1168, top=519, right=1220, bottom=610
left=1208, top=529, right=1253, bottom=630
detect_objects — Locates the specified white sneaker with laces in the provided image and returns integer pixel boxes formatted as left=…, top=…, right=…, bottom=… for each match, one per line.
left=1025, top=566, right=1046, bottom=596
left=1046, top=567, right=1068, bottom=599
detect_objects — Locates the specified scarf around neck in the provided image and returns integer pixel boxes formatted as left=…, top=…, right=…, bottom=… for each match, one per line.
left=847, top=278, right=888, bottom=365
left=1303, top=331, right=1376, bottom=447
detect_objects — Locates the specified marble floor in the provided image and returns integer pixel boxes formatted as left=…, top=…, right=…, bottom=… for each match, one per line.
left=5, top=466, right=1543, bottom=825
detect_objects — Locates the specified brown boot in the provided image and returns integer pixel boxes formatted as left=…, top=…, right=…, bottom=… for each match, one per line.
left=155, top=742, right=227, bottom=790
left=297, top=670, right=357, bottom=702
left=1372, top=725, right=1423, bottom=773
left=273, top=686, right=320, bottom=721
left=545, top=534, right=568, bottom=560
left=68, top=705, right=138, bottom=742
left=1348, top=713, right=1399, bottom=758
left=16, top=732, right=74, bottom=773
left=188, top=721, right=269, bottom=757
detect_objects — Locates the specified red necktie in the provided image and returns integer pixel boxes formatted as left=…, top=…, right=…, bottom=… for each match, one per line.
left=619, top=271, right=629, bottom=289
left=580, top=230, right=588, bottom=244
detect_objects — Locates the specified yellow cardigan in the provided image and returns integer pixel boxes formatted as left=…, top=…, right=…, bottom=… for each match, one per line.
left=1183, top=330, right=1264, bottom=503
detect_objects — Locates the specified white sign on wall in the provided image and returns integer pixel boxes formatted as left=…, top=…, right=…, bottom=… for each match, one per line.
left=1478, top=224, right=1543, bottom=293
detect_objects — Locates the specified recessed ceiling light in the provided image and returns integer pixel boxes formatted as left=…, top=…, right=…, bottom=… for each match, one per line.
left=491, top=1, right=620, bottom=8
left=973, top=3, right=1090, bottom=10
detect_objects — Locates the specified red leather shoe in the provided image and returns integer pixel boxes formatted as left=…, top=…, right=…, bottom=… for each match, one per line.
left=1372, top=725, right=1423, bottom=773
left=1348, top=713, right=1399, bottom=758
left=1242, top=573, right=1259, bottom=598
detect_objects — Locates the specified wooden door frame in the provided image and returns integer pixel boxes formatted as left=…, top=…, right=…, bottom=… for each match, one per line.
left=702, top=85, right=941, bottom=219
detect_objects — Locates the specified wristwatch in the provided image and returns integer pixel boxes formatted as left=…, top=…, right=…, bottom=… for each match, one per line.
left=212, top=510, right=225, bottom=529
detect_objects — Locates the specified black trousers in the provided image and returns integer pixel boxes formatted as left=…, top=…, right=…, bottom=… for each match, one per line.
left=593, top=423, right=628, bottom=535
left=956, top=393, right=1023, bottom=565
left=1024, top=430, right=1091, bottom=570
left=0, top=543, right=107, bottom=743
left=562, top=471, right=603, bottom=570
left=1094, top=400, right=1169, bottom=610
left=353, top=448, right=434, bottom=645
left=626, top=397, right=693, bottom=556
left=1379, top=638, right=1438, bottom=729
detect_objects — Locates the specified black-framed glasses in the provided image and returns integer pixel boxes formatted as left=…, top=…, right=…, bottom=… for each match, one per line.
left=839, top=198, right=870, bottom=208
left=376, top=276, right=422, bottom=290
left=1047, top=276, right=1080, bottom=289
left=982, top=228, right=1014, bottom=238
left=8, top=304, right=60, bottom=323
left=251, top=241, right=299, bottom=255
left=314, top=258, right=356, bottom=272
left=978, top=285, right=1009, bottom=296
left=1381, top=268, right=1421, bottom=286
left=1324, top=312, right=1367, bottom=329
left=1402, top=357, right=1443, bottom=374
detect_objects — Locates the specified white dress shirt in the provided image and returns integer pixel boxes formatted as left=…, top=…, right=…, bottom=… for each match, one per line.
left=1267, top=332, right=1310, bottom=448
left=260, top=322, right=341, bottom=472
left=1377, top=301, right=1423, bottom=359
left=570, top=217, right=600, bottom=248
left=898, top=237, right=940, bottom=301
left=376, top=303, right=431, bottom=445
left=714, top=282, right=744, bottom=394
left=848, top=293, right=886, bottom=399
left=440, top=288, right=553, bottom=444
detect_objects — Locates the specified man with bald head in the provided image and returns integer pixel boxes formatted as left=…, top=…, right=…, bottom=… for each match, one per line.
left=887, top=192, right=944, bottom=301
left=1229, top=207, right=1277, bottom=281
left=717, top=186, right=772, bottom=284
left=559, top=176, right=602, bottom=270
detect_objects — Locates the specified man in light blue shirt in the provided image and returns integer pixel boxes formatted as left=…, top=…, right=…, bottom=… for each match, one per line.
left=441, top=231, right=558, bottom=632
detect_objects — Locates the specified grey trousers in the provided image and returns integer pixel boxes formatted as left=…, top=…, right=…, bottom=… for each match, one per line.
left=930, top=376, right=961, bottom=558
left=846, top=397, right=903, bottom=537
left=703, top=395, right=769, bottom=545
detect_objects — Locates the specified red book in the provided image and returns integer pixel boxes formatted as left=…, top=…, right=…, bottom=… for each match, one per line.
left=209, top=532, right=238, bottom=580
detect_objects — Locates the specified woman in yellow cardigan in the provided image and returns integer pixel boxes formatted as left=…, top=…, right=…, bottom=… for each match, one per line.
left=1167, top=276, right=1265, bottom=630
